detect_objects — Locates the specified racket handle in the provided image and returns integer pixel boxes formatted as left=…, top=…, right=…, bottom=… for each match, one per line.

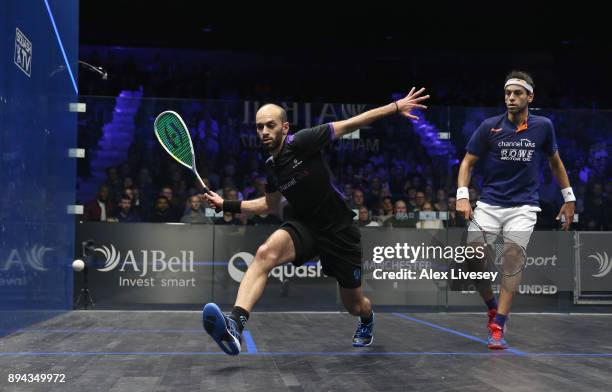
left=202, top=188, right=222, bottom=213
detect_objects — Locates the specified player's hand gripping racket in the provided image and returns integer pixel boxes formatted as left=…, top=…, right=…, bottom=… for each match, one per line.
left=154, top=110, right=221, bottom=212
left=469, top=219, right=527, bottom=278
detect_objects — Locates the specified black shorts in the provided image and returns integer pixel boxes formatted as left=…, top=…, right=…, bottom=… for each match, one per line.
left=280, top=220, right=362, bottom=289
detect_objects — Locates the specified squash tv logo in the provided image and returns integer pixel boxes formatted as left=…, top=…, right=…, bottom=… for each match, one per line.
left=14, top=28, right=32, bottom=77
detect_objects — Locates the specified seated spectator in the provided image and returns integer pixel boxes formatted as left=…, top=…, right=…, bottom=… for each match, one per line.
left=113, top=195, right=140, bottom=223
left=384, top=200, right=417, bottom=228
left=370, top=202, right=385, bottom=224
left=416, top=202, right=444, bottom=229
left=377, top=196, right=394, bottom=223
left=125, top=186, right=146, bottom=217
left=342, top=183, right=354, bottom=202
left=181, top=195, right=213, bottom=224
left=434, top=189, right=448, bottom=212
left=350, top=188, right=366, bottom=210
left=357, top=206, right=380, bottom=227
left=365, top=176, right=385, bottom=206
left=216, top=177, right=244, bottom=200
left=414, top=191, right=426, bottom=211
left=160, top=186, right=182, bottom=220
left=83, top=185, right=115, bottom=222
left=405, top=188, right=417, bottom=210
left=150, top=196, right=179, bottom=222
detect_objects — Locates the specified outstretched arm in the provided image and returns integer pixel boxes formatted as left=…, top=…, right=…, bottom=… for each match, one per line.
left=548, top=152, right=575, bottom=230
left=203, top=191, right=282, bottom=215
left=331, top=87, right=429, bottom=138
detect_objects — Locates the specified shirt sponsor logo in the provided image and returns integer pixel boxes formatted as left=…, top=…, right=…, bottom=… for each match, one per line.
left=279, top=178, right=297, bottom=192
left=498, top=138, right=536, bottom=162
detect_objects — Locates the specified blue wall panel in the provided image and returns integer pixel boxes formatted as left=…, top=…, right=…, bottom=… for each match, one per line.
left=0, top=0, right=79, bottom=332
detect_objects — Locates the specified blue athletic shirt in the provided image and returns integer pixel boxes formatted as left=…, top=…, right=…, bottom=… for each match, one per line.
left=466, top=113, right=558, bottom=207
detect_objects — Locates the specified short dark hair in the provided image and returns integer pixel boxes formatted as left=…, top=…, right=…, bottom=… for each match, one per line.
left=505, top=70, right=535, bottom=91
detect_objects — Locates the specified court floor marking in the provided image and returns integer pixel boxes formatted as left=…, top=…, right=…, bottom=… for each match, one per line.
left=242, top=330, right=258, bottom=353
left=392, top=312, right=526, bottom=355
left=3, top=313, right=612, bottom=358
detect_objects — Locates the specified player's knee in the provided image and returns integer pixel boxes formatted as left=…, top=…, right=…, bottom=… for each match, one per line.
left=345, top=303, right=362, bottom=316
left=254, top=244, right=279, bottom=270
left=506, top=243, right=524, bottom=257
left=343, top=297, right=366, bottom=316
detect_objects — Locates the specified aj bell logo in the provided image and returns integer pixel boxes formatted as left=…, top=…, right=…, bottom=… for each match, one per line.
left=588, top=251, right=611, bottom=278
left=2, top=244, right=52, bottom=271
left=94, top=244, right=194, bottom=276
left=227, top=252, right=323, bottom=283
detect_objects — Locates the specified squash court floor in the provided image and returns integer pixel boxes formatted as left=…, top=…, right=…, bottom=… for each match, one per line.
left=1, top=311, right=611, bottom=391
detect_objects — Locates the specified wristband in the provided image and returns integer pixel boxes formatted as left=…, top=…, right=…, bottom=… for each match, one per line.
left=561, top=187, right=576, bottom=203
left=456, top=187, right=469, bottom=200
left=223, top=200, right=242, bottom=213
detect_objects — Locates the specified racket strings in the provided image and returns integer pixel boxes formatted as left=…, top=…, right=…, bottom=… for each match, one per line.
left=155, top=113, right=195, bottom=168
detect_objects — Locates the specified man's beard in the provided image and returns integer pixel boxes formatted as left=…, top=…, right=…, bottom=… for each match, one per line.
left=263, top=136, right=281, bottom=151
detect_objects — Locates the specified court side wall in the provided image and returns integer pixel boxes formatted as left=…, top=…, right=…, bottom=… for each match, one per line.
left=0, top=0, right=79, bottom=332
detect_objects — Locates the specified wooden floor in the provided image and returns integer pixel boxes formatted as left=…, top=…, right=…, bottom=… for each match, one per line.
left=1, top=311, right=611, bottom=391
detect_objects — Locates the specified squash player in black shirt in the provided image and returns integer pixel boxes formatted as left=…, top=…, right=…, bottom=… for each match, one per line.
left=202, top=88, right=429, bottom=355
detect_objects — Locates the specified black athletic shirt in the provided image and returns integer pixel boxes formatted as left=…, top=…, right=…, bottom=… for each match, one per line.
left=265, top=123, right=355, bottom=231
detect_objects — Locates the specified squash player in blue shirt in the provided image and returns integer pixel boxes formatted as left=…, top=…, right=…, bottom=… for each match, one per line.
left=201, top=88, right=430, bottom=355
left=456, top=71, right=576, bottom=349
